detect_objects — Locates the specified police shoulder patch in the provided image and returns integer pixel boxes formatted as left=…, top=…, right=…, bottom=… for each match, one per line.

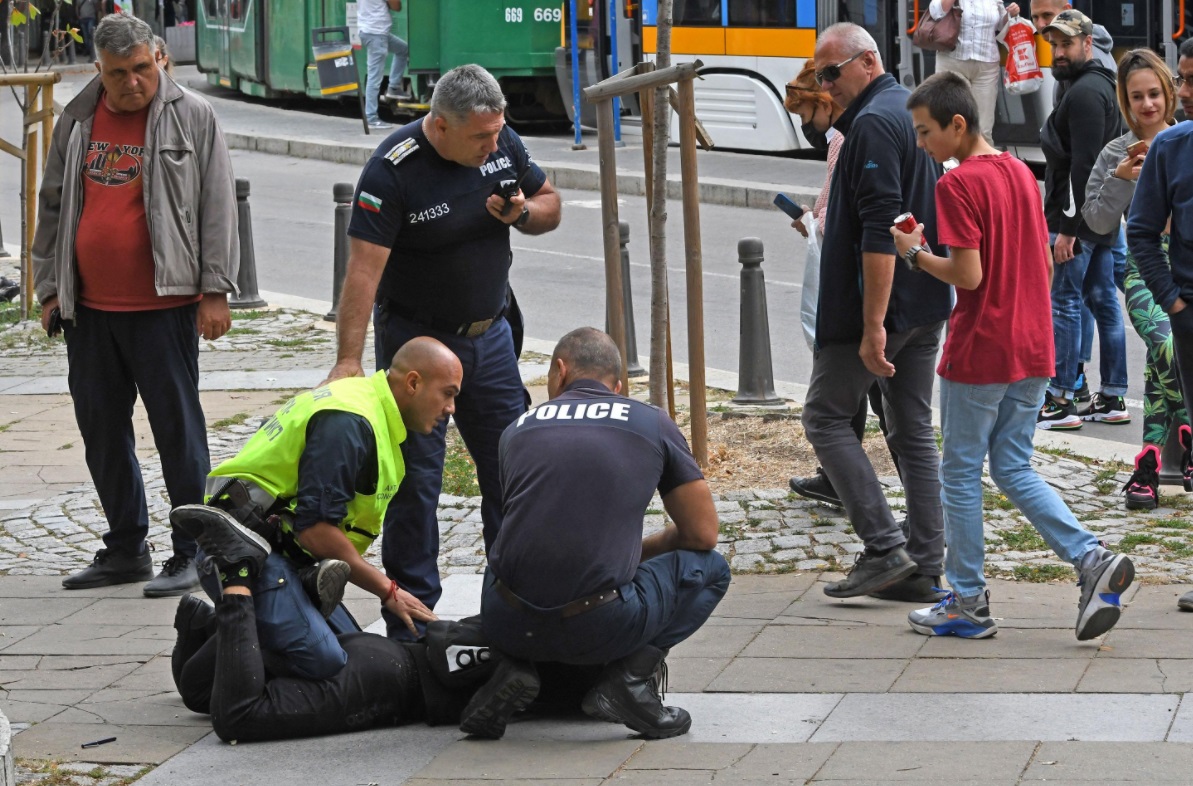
left=385, top=138, right=419, bottom=165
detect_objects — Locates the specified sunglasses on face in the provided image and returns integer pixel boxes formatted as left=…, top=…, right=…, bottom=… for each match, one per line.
left=815, top=51, right=868, bottom=86
left=1176, top=75, right=1188, bottom=88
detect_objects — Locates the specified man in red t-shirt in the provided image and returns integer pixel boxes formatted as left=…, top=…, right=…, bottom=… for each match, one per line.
left=891, top=72, right=1134, bottom=642
left=33, top=13, right=238, bottom=597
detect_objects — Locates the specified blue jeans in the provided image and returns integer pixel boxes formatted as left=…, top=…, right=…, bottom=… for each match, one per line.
left=479, top=550, right=731, bottom=665
left=1050, top=235, right=1128, bottom=398
left=374, top=308, right=529, bottom=640
left=939, top=376, right=1098, bottom=598
left=360, top=30, right=409, bottom=122
left=197, top=551, right=357, bottom=680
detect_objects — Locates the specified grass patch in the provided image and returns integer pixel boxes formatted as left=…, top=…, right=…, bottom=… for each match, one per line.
left=1093, top=468, right=1120, bottom=495
left=982, top=488, right=1017, bottom=512
left=58, top=442, right=72, bottom=450
left=1163, top=539, right=1193, bottom=559
left=0, top=422, right=10, bottom=433
left=223, top=327, right=260, bottom=337
left=231, top=309, right=271, bottom=320
left=1036, top=444, right=1079, bottom=460
left=998, top=523, right=1048, bottom=551
left=1150, top=517, right=1193, bottom=530
left=443, top=430, right=480, bottom=497
left=265, top=337, right=308, bottom=348
left=1013, top=563, right=1072, bottom=582
left=1119, top=533, right=1162, bottom=551
left=211, top=412, right=251, bottom=429
left=15, top=759, right=151, bottom=786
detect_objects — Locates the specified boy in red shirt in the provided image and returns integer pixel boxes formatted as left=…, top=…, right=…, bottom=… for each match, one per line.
left=891, top=72, right=1133, bottom=640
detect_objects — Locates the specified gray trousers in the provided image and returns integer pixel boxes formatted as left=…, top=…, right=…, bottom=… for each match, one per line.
left=802, top=322, right=946, bottom=576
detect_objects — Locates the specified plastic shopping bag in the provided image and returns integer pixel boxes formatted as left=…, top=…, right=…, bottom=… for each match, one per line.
left=999, top=16, right=1043, bottom=95
left=800, top=214, right=820, bottom=351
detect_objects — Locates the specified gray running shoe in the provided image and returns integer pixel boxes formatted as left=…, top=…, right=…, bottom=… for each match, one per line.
left=1075, top=548, right=1134, bottom=641
left=908, top=590, right=998, bottom=639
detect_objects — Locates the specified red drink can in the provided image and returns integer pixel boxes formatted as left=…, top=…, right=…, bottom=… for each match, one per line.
left=894, top=212, right=918, bottom=235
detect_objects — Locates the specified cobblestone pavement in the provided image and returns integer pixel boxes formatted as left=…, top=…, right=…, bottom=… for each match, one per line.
left=2, top=302, right=1192, bottom=587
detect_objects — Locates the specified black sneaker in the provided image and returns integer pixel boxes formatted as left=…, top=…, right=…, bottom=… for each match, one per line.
left=1037, top=391, right=1082, bottom=430
left=299, top=559, right=351, bottom=618
left=1073, top=372, right=1091, bottom=405
left=459, top=656, right=540, bottom=739
left=169, top=504, right=270, bottom=573
left=823, top=546, right=917, bottom=598
left=1123, top=445, right=1160, bottom=511
left=62, top=547, right=154, bottom=589
left=1080, top=392, right=1131, bottom=424
left=868, top=573, right=949, bottom=603
left=1180, top=425, right=1193, bottom=493
left=788, top=467, right=842, bottom=507
left=143, top=554, right=201, bottom=598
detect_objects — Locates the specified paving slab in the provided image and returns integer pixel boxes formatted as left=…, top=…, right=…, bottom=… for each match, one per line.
left=12, top=721, right=210, bottom=765
left=2, top=625, right=173, bottom=657
left=1021, top=741, right=1193, bottom=781
left=891, top=657, right=1090, bottom=693
left=622, top=741, right=754, bottom=770
left=1077, top=659, right=1193, bottom=693
left=136, top=725, right=459, bottom=786
left=707, top=658, right=908, bottom=693
left=1100, top=628, right=1193, bottom=659
left=740, top=626, right=926, bottom=660
left=662, top=657, right=732, bottom=692
left=55, top=599, right=179, bottom=628
left=723, top=574, right=818, bottom=596
left=1161, top=694, right=1193, bottom=741
left=717, top=742, right=837, bottom=782
left=814, top=741, right=1038, bottom=781
left=916, top=628, right=1095, bottom=659
left=669, top=623, right=763, bottom=659
left=708, top=590, right=800, bottom=620
left=0, top=660, right=144, bottom=691
left=415, top=739, right=643, bottom=780
left=659, top=694, right=841, bottom=744
left=810, top=694, right=1180, bottom=742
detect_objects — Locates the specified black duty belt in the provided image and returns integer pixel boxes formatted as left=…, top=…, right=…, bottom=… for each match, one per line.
left=382, top=299, right=501, bottom=338
left=494, top=579, right=621, bottom=619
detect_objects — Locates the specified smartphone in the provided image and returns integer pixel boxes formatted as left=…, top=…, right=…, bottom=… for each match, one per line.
left=496, top=166, right=533, bottom=216
left=773, top=193, right=806, bottom=221
left=46, top=307, right=62, bottom=338
left=1125, top=140, right=1149, bottom=158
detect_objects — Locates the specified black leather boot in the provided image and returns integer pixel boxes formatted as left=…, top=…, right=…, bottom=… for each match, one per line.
left=581, top=646, right=691, bottom=739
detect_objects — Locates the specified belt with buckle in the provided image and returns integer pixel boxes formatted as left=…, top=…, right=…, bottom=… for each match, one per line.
left=494, top=579, right=621, bottom=619
left=381, top=299, right=501, bottom=338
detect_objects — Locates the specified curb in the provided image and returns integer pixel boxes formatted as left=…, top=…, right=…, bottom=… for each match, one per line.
left=1, top=709, right=13, bottom=786
left=221, top=132, right=821, bottom=210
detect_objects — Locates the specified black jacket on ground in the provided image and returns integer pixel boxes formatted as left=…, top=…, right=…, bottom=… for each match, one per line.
left=1041, top=60, right=1123, bottom=244
left=816, top=74, right=951, bottom=347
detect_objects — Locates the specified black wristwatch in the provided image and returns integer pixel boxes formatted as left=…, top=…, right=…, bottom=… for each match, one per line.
left=514, top=206, right=530, bottom=228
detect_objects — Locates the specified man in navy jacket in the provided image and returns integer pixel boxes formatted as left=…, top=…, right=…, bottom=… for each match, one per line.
left=802, top=23, right=952, bottom=603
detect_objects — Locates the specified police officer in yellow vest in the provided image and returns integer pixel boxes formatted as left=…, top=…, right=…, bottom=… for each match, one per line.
left=172, top=337, right=462, bottom=680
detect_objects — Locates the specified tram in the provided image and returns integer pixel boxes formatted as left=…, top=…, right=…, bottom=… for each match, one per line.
left=195, top=0, right=567, bottom=122
left=558, top=0, right=1192, bottom=155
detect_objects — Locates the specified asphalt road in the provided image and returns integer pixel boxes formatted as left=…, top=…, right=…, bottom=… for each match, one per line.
left=0, top=77, right=1144, bottom=452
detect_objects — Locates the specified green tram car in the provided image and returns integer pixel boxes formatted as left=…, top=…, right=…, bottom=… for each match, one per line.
left=196, top=0, right=568, bottom=122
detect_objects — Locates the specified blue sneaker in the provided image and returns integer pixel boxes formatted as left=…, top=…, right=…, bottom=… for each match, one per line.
left=1075, top=547, right=1134, bottom=641
left=908, top=590, right=998, bottom=639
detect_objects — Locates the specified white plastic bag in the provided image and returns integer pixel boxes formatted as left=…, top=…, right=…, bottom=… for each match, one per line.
left=999, top=16, right=1043, bottom=95
left=800, top=214, right=821, bottom=351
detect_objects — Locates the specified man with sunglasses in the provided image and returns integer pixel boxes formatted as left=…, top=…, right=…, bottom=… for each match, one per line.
left=800, top=23, right=952, bottom=603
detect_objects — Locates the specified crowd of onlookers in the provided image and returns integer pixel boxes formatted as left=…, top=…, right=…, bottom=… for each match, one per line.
left=782, top=5, right=1193, bottom=637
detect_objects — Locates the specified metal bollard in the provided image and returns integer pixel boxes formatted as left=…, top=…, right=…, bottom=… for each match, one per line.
left=1159, top=422, right=1187, bottom=488
left=326, top=183, right=354, bottom=322
left=230, top=178, right=267, bottom=309
left=731, top=238, right=782, bottom=405
left=604, top=222, right=645, bottom=377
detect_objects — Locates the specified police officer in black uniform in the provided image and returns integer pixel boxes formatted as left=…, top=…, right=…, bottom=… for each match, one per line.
left=325, top=64, right=562, bottom=640
left=459, top=327, right=731, bottom=740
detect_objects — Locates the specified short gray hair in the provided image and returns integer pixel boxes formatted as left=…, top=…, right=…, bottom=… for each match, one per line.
left=819, top=22, right=882, bottom=66
left=94, top=13, right=156, bottom=57
left=430, top=64, right=506, bottom=124
left=552, top=327, right=622, bottom=381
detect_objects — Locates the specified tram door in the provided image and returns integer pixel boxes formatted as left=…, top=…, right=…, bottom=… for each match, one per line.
left=819, top=0, right=901, bottom=77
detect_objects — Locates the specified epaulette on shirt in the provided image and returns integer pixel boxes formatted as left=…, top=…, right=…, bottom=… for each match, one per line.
left=384, top=138, right=419, bottom=165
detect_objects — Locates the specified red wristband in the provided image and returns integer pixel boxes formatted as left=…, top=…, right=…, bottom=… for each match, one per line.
left=388, top=580, right=400, bottom=604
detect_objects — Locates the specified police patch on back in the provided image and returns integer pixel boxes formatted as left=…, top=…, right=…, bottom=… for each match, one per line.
left=385, top=138, right=419, bottom=165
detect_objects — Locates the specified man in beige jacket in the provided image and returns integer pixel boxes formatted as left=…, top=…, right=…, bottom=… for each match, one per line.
left=33, top=12, right=238, bottom=598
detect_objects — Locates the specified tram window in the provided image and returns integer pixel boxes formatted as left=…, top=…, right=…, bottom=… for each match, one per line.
left=728, top=0, right=797, bottom=27
left=674, top=0, right=721, bottom=26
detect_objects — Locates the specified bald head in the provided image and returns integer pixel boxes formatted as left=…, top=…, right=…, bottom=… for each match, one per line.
left=548, top=327, right=622, bottom=398
left=387, top=337, right=462, bottom=434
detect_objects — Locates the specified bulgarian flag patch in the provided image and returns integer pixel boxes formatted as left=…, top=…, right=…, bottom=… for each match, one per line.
left=358, top=191, right=383, bottom=213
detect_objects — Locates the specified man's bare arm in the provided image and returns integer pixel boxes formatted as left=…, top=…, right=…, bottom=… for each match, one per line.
left=324, top=238, right=391, bottom=384
left=641, top=479, right=719, bottom=561
left=859, top=251, right=896, bottom=377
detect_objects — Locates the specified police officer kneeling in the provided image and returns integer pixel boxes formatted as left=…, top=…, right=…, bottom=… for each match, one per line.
left=462, top=327, right=731, bottom=739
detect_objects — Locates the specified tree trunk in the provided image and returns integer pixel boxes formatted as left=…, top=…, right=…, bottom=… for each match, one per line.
left=647, top=0, right=672, bottom=407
